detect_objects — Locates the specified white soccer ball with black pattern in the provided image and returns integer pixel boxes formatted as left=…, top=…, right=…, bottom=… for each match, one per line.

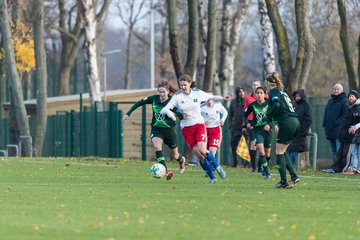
left=150, top=163, right=166, bottom=178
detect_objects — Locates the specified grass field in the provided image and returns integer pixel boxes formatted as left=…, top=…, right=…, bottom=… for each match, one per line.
left=0, top=157, right=359, bottom=240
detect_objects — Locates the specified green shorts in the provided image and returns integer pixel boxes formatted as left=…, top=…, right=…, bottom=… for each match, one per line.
left=254, top=128, right=272, bottom=148
left=277, top=117, right=300, bottom=144
left=151, top=127, right=178, bottom=149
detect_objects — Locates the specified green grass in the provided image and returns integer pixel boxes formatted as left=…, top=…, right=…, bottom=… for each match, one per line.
left=0, top=157, right=359, bottom=240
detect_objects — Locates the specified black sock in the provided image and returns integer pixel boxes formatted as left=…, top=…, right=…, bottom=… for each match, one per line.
left=250, top=150, right=257, bottom=170
left=276, top=154, right=287, bottom=182
left=176, top=155, right=183, bottom=163
left=284, top=152, right=297, bottom=178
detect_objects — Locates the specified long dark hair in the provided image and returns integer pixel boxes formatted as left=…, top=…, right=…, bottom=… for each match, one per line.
left=158, top=80, right=177, bottom=94
left=178, top=74, right=197, bottom=88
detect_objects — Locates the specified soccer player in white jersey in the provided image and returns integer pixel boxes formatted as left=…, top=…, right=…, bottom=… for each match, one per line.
left=201, top=93, right=228, bottom=157
left=160, top=74, right=231, bottom=184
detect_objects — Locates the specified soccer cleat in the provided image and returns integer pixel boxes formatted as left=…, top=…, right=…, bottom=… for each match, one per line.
left=217, top=166, right=226, bottom=179
left=166, top=171, right=173, bottom=180
left=291, top=176, right=300, bottom=184
left=275, top=181, right=293, bottom=189
left=208, top=178, right=217, bottom=185
left=265, top=174, right=271, bottom=180
left=179, top=156, right=186, bottom=174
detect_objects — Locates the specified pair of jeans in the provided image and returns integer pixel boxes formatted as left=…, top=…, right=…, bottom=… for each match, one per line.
left=287, top=151, right=298, bottom=166
left=328, top=138, right=340, bottom=163
left=350, top=144, right=360, bottom=170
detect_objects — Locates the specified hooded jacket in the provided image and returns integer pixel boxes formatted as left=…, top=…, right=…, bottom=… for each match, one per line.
left=323, top=92, right=348, bottom=139
left=228, top=86, right=245, bottom=130
left=339, top=98, right=360, bottom=143
left=287, top=89, right=313, bottom=152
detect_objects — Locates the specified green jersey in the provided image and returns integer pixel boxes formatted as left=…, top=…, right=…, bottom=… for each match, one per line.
left=268, top=88, right=297, bottom=123
left=243, top=100, right=271, bottom=128
left=126, top=95, right=178, bottom=128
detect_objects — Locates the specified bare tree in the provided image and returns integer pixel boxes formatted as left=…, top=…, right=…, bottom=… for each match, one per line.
left=337, top=0, right=358, bottom=90
left=202, top=0, right=216, bottom=92
left=80, top=0, right=109, bottom=104
left=265, top=0, right=315, bottom=93
left=116, top=0, right=148, bottom=89
left=167, top=0, right=198, bottom=78
left=0, top=0, right=31, bottom=156
left=218, top=0, right=250, bottom=95
left=258, top=0, right=276, bottom=78
left=31, top=0, right=48, bottom=156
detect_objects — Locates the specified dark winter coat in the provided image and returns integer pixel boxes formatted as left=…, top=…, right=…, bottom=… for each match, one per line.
left=228, top=86, right=245, bottom=131
left=339, top=99, right=360, bottom=144
left=287, top=89, right=312, bottom=152
left=323, top=92, right=348, bottom=139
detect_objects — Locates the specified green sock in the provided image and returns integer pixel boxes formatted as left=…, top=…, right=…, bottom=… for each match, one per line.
left=276, top=154, right=287, bottom=182
left=284, top=152, right=297, bottom=178
left=156, top=151, right=167, bottom=170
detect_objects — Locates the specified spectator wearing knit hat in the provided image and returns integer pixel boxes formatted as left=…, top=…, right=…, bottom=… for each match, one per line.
left=344, top=90, right=360, bottom=174
left=323, top=90, right=360, bottom=173
left=322, top=83, right=348, bottom=163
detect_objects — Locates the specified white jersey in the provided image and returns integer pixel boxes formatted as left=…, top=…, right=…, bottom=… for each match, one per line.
left=201, top=102, right=228, bottom=128
left=161, top=88, right=213, bottom=127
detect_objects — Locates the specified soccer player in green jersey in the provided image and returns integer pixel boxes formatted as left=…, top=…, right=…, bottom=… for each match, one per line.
left=265, top=72, right=300, bottom=189
left=123, top=81, right=185, bottom=180
left=243, top=86, right=273, bottom=180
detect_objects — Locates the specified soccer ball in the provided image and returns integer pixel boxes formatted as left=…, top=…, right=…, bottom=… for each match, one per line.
left=150, top=163, right=166, bottom=179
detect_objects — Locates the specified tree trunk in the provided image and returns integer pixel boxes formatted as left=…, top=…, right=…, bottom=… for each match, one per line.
left=184, top=0, right=198, bottom=76
left=81, top=0, right=101, bottom=103
left=58, top=51, right=78, bottom=96
left=0, top=0, right=31, bottom=156
left=196, top=0, right=207, bottom=89
left=124, top=28, right=133, bottom=89
left=218, top=0, right=249, bottom=95
left=32, top=0, right=48, bottom=157
left=203, top=0, right=216, bottom=92
left=337, top=0, right=356, bottom=90
left=265, top=0, right=292, bottom=86
left=0, top=59, right=5, bottom=119
left=166, top=0, right=184, bottom=78
left=292, top=0, right=315, bottom=92
left=258, top=0, right=276, bottom=79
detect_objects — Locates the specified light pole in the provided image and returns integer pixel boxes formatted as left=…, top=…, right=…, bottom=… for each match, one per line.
left=101, top=49, right=122, bottom=102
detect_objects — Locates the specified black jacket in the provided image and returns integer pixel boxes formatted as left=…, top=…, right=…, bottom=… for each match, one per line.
left=228, top=87, right=245, bottom=131
left=287, top=89, right=312, bottom=152
left=323, top=92, right=348, bottom=139
left=339, top=99, right=360, bottom=143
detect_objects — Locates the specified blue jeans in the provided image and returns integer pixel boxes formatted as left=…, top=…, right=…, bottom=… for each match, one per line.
left=329, top=138, right=341, bottom=163
left=288, top=151, right=298, bottom=166
left=350, top=144, right=360, bottom=170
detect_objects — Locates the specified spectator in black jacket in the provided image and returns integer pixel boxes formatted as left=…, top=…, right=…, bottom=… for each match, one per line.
left=287, top=89, right=313, bottom=166
left=228, top=86, right=246, bottom=167
left=323, top=83, right=348, bottom=163
left=323, top=90, right=360, bottom=173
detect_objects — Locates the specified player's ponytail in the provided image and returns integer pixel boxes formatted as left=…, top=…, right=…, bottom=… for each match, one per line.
left=265, top=71, right=283, bottom=89
left=157, top=80, right=178, bottom=95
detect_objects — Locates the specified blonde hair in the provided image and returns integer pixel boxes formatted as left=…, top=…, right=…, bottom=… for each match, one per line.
left=265, top=72, right=284, bottom=89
